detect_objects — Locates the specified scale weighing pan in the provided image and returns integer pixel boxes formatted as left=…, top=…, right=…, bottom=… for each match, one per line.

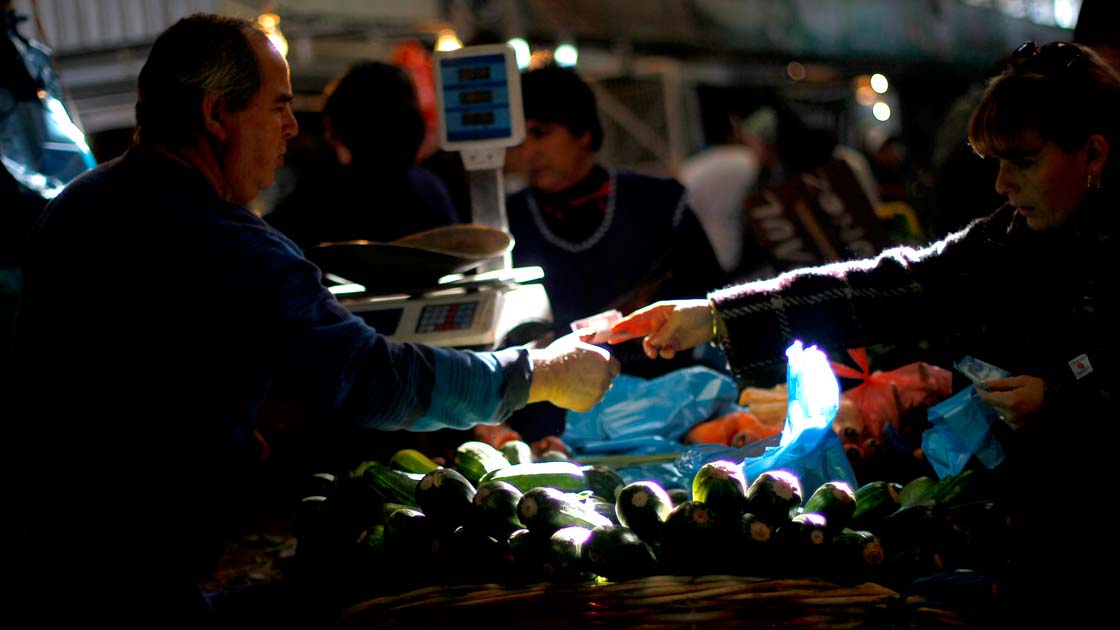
left=307, top=224, right=513, bottom=294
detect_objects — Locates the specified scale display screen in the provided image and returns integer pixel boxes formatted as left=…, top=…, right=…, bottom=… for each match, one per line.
left=416, top=301, right=478, bottom=333
left=434, top=45, right=524, bottom=151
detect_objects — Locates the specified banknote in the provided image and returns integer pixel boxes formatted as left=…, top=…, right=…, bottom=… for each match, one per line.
left=953, top=355, right=1010, bottom=391
left=570, top=309, right=622, bottom=344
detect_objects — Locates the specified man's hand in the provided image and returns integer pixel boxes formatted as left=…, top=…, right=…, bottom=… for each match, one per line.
left=591, top=299, right=711, bottom=360
left=975, top=375, right=1045, bottom=430
left=528, top=334, right=621, bottom=412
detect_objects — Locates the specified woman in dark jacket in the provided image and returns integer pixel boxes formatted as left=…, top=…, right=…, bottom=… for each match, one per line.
left=605, top=42, right=1119, bottom=624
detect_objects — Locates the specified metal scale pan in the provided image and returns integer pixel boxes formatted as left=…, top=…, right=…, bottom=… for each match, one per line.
left=306, top=224, right=513, bottom=295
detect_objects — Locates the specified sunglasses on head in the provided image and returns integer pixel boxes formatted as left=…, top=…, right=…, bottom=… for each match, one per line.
left=1007, top=41, right=1083, bottom=75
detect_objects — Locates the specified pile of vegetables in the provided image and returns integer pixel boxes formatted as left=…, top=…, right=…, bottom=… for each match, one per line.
left=291, top=439, right=1006, bottom=607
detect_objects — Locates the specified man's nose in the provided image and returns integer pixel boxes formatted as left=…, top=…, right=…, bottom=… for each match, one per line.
left=283, top=109, right=299, bottom=140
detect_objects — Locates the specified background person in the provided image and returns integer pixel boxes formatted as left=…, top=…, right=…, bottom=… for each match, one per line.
left=502, top=63, right=727, bottom=440
left=265, top=60, right=460, bottom=250
left=603, top=41, right=1118, bottom=624
left=7, top=13, right=619, bottom=625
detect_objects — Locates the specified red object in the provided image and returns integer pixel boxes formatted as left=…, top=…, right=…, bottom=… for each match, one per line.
left=830, top=347, right=953, bottom=458
left=390, top=40, right=439, bottom=160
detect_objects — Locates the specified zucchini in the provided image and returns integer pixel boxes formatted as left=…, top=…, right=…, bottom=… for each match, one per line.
left=507, top=527, right=551, bottom=584
left=736, top=512, right=779, bottom=576
left=479, top=460, right=588, bottom=493
left=802, top=481, right=857, bottom=534
left=389, top=448, right=441, bottom=474
left=691, top=460, right=749, bottom=524
left=500, top=439, right=535, bottom=465
left=779, top=511, right=831, bottom=576
left=615, top=480, right=673, bottom=546
left=300, top=472, right=338, bottom=500
left=929, top=468, right=987, bottom=506
left=660, top=500, right=732, bottom=575
left=454, top=440, right=511, bottom=484
left=544, top=526, right=595, bottom=583
left=415, top=467, right=477, bottom=532
left=582, top=493, right=622, bottom=527
left=382, top=506, right=437, bottom=559
left=353, top=459, right=423, bottom=507
left=827, top=528, right=885, bottom=584
left=850, top=480, right=902, bottom=531
left=471, top=479, right=525, bottom=539
left=899, top=475, right=937, bottom=507
left=582, top=525, right=659, bottom=582
left=744, top=469, right=803, bottom=526
left=580, top=464, right=627, bottom=502
left=517, top=486, right=612, bottom=535
left=434, top=525, right=507, bottom=585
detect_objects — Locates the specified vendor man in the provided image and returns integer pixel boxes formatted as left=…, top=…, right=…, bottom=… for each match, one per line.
left=7, top=13, right=618, bottom=625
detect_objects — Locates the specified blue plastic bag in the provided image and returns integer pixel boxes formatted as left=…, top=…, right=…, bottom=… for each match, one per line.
left=564, top=365, right=742, bottom=491
left=678, top=341, right=857, bottom=495
left=564, top=365, right=741, bottom=452
left=922, top=387, right=1007, bottom=479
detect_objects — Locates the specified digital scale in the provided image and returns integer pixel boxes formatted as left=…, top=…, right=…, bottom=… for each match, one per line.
left=327, top=44, right=552, bottom=350
left=336, top=267, right=551, bottom=349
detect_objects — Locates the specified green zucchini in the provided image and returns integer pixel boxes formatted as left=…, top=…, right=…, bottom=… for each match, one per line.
left=580, top=464, right=627, bottom=502
left=615, top=480, right=673, bottom=546
left=691, top=460, right=749, bottom=524
left=500, top=439, right=535, bottom=465
left=660, top=500, right=731, bottom=575
left=517, top=486, right=612, bottom=535
left=850, top=480, right=902, bottom=531
left=581, top=525, right=659, bottom=582
left=353, top=459, right=422, bottom=507
left=899, top=475, right=937, bottom=507
left=471, top=479, right=525, bottom=539
left=389, top=448, right=441, bottom=474
left=479, top=460, right=588, bottom=493
left=544, top=525, right=595, bottom=583
left=802, top=481, right=857, bottom=533
left=744, top=469, right=803, bottom=526
left=454, top=440, right=511, bottom=484
left=415, top=467, right=477, bottom=531
left=827, top=528, right=885, bottom=584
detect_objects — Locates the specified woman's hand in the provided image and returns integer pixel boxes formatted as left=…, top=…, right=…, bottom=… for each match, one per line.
left=975, top=375, right=1045, bottom=430
left=528, top=333, right=621, bottom=412
left=592, top=299, right=711, bottom=360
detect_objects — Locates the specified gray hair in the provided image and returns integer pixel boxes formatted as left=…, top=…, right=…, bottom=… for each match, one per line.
left=135, top=13, right=265, bottom=146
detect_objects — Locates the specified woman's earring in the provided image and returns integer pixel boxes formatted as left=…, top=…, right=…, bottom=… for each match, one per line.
left=1088, top=172, right=1102, bottom=192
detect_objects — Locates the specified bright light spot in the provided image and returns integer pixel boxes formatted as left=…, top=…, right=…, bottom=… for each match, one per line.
left=554, top=43, right=578, bottom=67
left=46, top=97, right=92, bottom=150
left=872, top=101, right=891, bottom=121
left=508, top=38, right=531, bottom=70
left=436, top=29, right=462, bottom=52
left=856, top=85, right=877, bottom=106
left=870, top=73, right=889, bottom=94
left=787, top=61, right=806, bottom=81
left=257, top=12, right=287, bottom=58
left=1053, top=0, right=1079, bottom=28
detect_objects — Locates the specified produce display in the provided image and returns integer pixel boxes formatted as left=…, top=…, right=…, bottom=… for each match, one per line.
left=292, top=438, right=1006, bottom=618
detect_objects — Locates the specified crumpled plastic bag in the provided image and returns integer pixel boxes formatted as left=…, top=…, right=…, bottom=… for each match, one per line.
left=564, top=365, right=741, bottom=452
left=678, top=341, right=858, bottom=494
left=830, top=347, right=953, bottom=459
left=922, top=387, right=1007, bottom=479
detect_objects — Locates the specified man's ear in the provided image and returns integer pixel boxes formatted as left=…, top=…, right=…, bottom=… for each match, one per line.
left=202, top=92, right=227, bottom=141
left=576, top=128, right=593, bottom=152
